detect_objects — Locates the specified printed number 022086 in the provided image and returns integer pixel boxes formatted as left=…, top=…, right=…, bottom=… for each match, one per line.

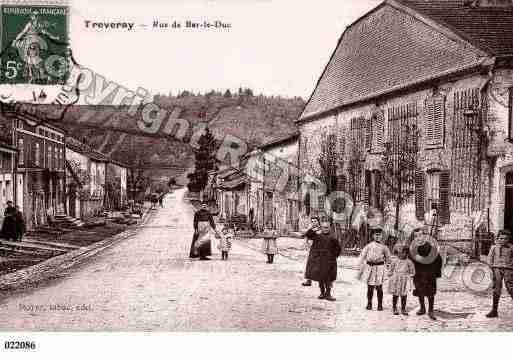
left=4, top=341, right=36, bottom=350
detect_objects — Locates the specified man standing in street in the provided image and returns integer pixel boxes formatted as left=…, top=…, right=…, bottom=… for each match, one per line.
left=304, top=218, right=341, bottom=301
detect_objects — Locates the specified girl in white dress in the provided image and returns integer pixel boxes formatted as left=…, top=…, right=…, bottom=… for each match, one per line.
left=387, top=244, right=415, bottom=315
left=261, top=223, right=278, bottom=264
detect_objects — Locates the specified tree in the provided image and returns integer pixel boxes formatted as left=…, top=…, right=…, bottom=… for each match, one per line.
left=223, top=89, right=232, bottom=98
left=382, top=122, right=421, bottom=230
left=318, top=131, right=338, bottom=195
left=187, top=127, right=218, bottom=192
left=67, top=159, right=91, bottom=200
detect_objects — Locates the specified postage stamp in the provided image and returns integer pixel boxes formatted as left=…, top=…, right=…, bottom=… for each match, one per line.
left=0, top=4, right=69, bottom=85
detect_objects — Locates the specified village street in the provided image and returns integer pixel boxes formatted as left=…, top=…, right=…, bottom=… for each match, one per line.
left=0, top=188, right=512, bottom=331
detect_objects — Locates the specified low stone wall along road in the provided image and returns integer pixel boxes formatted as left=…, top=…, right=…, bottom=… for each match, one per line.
left=0, top=188, right=512, bottom=331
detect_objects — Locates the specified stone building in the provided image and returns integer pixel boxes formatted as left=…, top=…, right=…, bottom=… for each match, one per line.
left=215, top=133, right=300, bottom=234
left=257, top=134, right=300, bottom=234
left=297, top=0, right=513, bottom=242
left=106, top=160, right=128, bottom=210
left=0, top=116, right=16, bottom=225
left=65, top=137, right=107, bottom=218
left=216, top=165, right=251, bottom=224
left=14, top=114, right=66, bottom=229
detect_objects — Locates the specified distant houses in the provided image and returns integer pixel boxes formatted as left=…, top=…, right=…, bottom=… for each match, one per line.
left=216, top=132, right=300, bottom=234
left=0, top=106, right=130, bottom=231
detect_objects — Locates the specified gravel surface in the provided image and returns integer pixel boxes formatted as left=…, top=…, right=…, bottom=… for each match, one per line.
left=0, top=188, right=512, bottom=331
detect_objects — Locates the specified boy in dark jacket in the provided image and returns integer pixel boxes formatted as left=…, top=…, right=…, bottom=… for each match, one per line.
left=305, top=219, right=341, bottom=301
left=486, top=230, right=513, bottom=318
left=411, top=237, right=443, bottom=320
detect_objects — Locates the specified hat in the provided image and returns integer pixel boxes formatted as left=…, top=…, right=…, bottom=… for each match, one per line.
left=417, top=241, right=432, bottom=258
left=370, top=226, right=383, bottom=235
left=498, top=229, right=512, bottom=238
left=393, top=242, right=407, bottom=255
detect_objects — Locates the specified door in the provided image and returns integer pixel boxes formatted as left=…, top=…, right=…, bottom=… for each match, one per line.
left=505, top=171, right=513, bottom=232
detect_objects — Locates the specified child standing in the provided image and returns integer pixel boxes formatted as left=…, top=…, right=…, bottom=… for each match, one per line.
left=388, top=244, right=415, bottom=315
left=218, top=227, right=233, bottom=260
left=358, top=227, right=391, bottom=311
left=486, top=229, right=513, bottom=318
left=262, top=224, right=278, bottom=264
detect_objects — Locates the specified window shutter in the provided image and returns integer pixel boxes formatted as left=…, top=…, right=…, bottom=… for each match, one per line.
left=415, top=171, right=425, bottom=221
left=372, top=112, right=385, bottom=152
left=336, top=174, right=346, bottom=192
left=365, top=118, right=372, bottom=151
left=424, top=95, right=445, bottom=147
left=374, top=171, right=382, bottom=208
left=424, top=99, right=434, bottom=144
left=433, top=96, right=445, bottom=146
left=439, top=170, right=451, bottom=225
left=365, top=170, right=371, bottom=205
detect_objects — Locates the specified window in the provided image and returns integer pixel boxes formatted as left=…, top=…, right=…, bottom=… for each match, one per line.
left=370, top=110, right=385, bottom=153
left=47, top=144, right=52, bottom=169
left=54, top=146, right=58, bottom=169
left=304, top=192, right=311, bottom=216
left=18, top=138, right=24, bottom=165
left=424, top=93, right=446, bottom=148
left=35, top=143, right=40, bottom=166
left=415, top=170, right=451, bottom=224
left=426, top=171, right=440, bottom=212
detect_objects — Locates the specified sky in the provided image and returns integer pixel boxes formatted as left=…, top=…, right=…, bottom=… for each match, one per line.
left=69, top=0, right=382, bottom=99
left=0, top=0, right=381, bottom=101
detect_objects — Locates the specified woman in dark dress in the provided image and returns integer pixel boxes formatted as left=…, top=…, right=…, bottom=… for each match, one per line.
left=304, top=219, right=342, bottom=301
left=411, top=237, right=443, bottom=320
left=15, top=206, right=26, bottom=242
left=1, top=201, right=17, bottom=241
left=190, top=203, right=219, bottom=260
left=302, top=216, right=321, bottom=286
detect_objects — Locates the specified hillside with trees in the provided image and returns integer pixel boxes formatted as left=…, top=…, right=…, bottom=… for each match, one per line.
left=59, top=89, right=304, bottom=174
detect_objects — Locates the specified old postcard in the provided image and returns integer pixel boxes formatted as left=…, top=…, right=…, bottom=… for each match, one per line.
left=0, top=0, right=513, bottom=345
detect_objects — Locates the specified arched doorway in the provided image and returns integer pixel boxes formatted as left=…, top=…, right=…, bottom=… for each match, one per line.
left=505, top=171, right=513, bottom=232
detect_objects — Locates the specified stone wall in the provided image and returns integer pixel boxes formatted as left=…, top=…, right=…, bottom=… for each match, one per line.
left=298, top=71, right=512, bottom=241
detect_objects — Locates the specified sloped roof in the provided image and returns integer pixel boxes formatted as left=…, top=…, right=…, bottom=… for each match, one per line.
left=395, top=0, right=513, bottom=56
left=299, top=0, right=500, bottom=122
left=66, top=137, right=109, bottom=162
left=218, top=176, right=248, bottom=190
left=258, top=132, right=299, bottom=150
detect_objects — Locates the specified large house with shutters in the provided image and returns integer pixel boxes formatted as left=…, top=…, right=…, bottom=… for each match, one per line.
left=297, top=0, right=513, bottom=241
left=13, top=113, right=66, bottom=230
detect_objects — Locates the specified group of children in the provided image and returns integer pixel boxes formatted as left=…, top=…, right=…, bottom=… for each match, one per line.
left=215, top=223, right=279, bottom=263
left=219, top=218, right=513, bottom=320
left=358, top=227, right=443, bottom=320
left=358, top=227, right=513, bottom=320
